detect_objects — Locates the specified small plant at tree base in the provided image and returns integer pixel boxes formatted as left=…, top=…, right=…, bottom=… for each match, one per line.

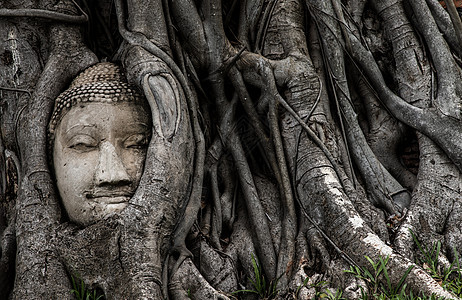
left=411, top=230, right=444, bottom=281
left=70, top=275, right=105, bottom=300
left=296, top=278, right=345, bottom=299
left=295, top=277, right=327, bottom=297
left=235, top=240, right=462, bottom=299
left=323, top=287, right=346, bottom=300
left=411, top=230, right=462, bottom=297
left=345, top=255, right=413, bottom=298
left=295, top=247, right=461, bottom=300
left=232, top=253, right=281, bottom=299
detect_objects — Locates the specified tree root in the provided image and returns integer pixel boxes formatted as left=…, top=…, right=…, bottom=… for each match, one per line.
left=0, top=8, right=87, bottom=24
left=171, top=258, right=232, bottom=300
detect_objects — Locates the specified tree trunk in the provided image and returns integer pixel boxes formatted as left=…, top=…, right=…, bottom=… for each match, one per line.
left=2, top=0, right=462, bottom=298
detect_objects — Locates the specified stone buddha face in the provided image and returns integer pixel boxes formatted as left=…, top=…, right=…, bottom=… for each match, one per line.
left=49, top=63, right=152, bottom=226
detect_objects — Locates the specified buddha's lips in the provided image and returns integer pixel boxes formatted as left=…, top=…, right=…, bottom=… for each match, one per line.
left=85, top=190, right=133, bottom=200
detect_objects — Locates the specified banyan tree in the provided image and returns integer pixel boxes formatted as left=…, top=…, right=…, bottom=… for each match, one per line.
left=1, top=0, right=462, bottom=298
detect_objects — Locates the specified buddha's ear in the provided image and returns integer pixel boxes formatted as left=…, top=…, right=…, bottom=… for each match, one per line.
left=142, top=73, right=181, bottom=141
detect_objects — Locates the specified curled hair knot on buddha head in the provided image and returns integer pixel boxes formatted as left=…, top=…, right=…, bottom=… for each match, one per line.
left=48, top=62, right=146, bottom=143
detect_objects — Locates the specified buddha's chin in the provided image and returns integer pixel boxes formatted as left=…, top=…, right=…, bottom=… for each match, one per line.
left=99, top=199, right=129, bottom=215
left=104, top=201, right=129, bottom=212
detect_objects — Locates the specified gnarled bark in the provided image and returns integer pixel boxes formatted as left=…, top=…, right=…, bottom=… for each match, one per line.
left=2, top=0, right=462, bottom=298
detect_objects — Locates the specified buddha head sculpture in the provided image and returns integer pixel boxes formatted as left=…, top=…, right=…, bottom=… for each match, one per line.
left=48, top=62, right=152, bottom=226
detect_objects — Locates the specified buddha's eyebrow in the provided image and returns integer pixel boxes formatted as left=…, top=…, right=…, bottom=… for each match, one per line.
left=65, top=124, right=97, bottom=134
left=127, top=122, right=149, bottom=127
left=125, top=123, right=150, bottom=131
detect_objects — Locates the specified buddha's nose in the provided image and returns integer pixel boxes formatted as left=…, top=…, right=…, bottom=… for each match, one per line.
left=95, top=141, right=131, bottom=186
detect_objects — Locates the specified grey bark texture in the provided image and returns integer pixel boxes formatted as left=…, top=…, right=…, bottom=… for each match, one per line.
left=1, top=0, right=462, bottom=299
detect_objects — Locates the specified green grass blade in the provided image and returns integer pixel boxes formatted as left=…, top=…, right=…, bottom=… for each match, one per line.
left=397, top=265, right=414, bottom=293
left=379, top=256, right=391, bottom=293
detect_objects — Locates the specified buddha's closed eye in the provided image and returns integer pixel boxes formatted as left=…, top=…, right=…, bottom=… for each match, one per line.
left=68, top=135, right=98, bottom=152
